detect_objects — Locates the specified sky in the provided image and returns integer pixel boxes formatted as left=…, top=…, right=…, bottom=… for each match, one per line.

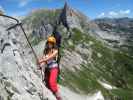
left=0, top=0, right=133, bottom=19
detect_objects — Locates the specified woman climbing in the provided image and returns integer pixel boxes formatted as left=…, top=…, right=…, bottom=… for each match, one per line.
left=38, top=36, right=62, bottom=100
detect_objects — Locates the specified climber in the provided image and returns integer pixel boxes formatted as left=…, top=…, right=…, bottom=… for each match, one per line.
left=38, top=36, right=62, bottom=100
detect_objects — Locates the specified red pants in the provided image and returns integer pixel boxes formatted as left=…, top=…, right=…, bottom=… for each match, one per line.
left=45, top=67, right=59, bottom=93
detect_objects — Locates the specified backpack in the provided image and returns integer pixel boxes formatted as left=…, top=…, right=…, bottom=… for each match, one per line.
left=52, top=31, right=62, bottom=83
left=52, top=31, right=62, bottom=65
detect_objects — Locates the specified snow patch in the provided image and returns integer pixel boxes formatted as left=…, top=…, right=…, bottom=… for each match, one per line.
left=98, top=80, right=117, bottom=90
left=60, top=86, right=104, bottom=100
left=60, top=86, right=86, bottom=100
left=87, top=91, right=104, bottom=100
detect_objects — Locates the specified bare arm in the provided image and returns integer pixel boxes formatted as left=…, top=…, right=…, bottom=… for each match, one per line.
left=38, top=49, right=58, bottom=64
left=44, top=49, right=58, bottom=61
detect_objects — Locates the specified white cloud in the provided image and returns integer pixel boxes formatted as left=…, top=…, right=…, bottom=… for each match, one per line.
left=19, top=0, right=29, bottom=7
left=0, top=5, right=5, bottom=12
left=120, top=9, right=130, bottom=14
left=9, top=9, right=30, bottom=17
left=98, top=12, right=105, bottom=18
left=18, top=0, right=53, bottom=7
left=109, top=11, right=118, bottom=16
left=10, top=12, right=25, bottom=17
left=98, top=9, right=131, bottom=18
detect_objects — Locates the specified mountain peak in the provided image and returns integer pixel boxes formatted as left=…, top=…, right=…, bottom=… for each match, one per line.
left=63, top=1, right=70, bottom=11
left=62, top=1, right=72, bottom=16
left=59, top=2, right=83, bottom=29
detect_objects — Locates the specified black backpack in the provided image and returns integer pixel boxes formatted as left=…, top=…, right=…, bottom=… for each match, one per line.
left=53, top=31, right=62, bottom=65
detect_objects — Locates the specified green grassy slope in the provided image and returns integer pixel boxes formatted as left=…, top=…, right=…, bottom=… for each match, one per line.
left=60, top=28, right=133, bottom=100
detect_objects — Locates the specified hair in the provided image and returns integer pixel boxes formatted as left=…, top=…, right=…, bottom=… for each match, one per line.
left=43, top=41, right=57, bottom=55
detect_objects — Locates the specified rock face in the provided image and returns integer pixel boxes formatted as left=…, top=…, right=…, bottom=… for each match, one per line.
left=61, top=50, right=84, bottom=71
left=94, top=18, right=133, bottom=54
left=23, top=2, right=91, bottom=39
left=0, top=17, right=56, bottom=100
left=32, top=23, right=53, bottom=39
left=59, top=2, right=81, bottom=30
